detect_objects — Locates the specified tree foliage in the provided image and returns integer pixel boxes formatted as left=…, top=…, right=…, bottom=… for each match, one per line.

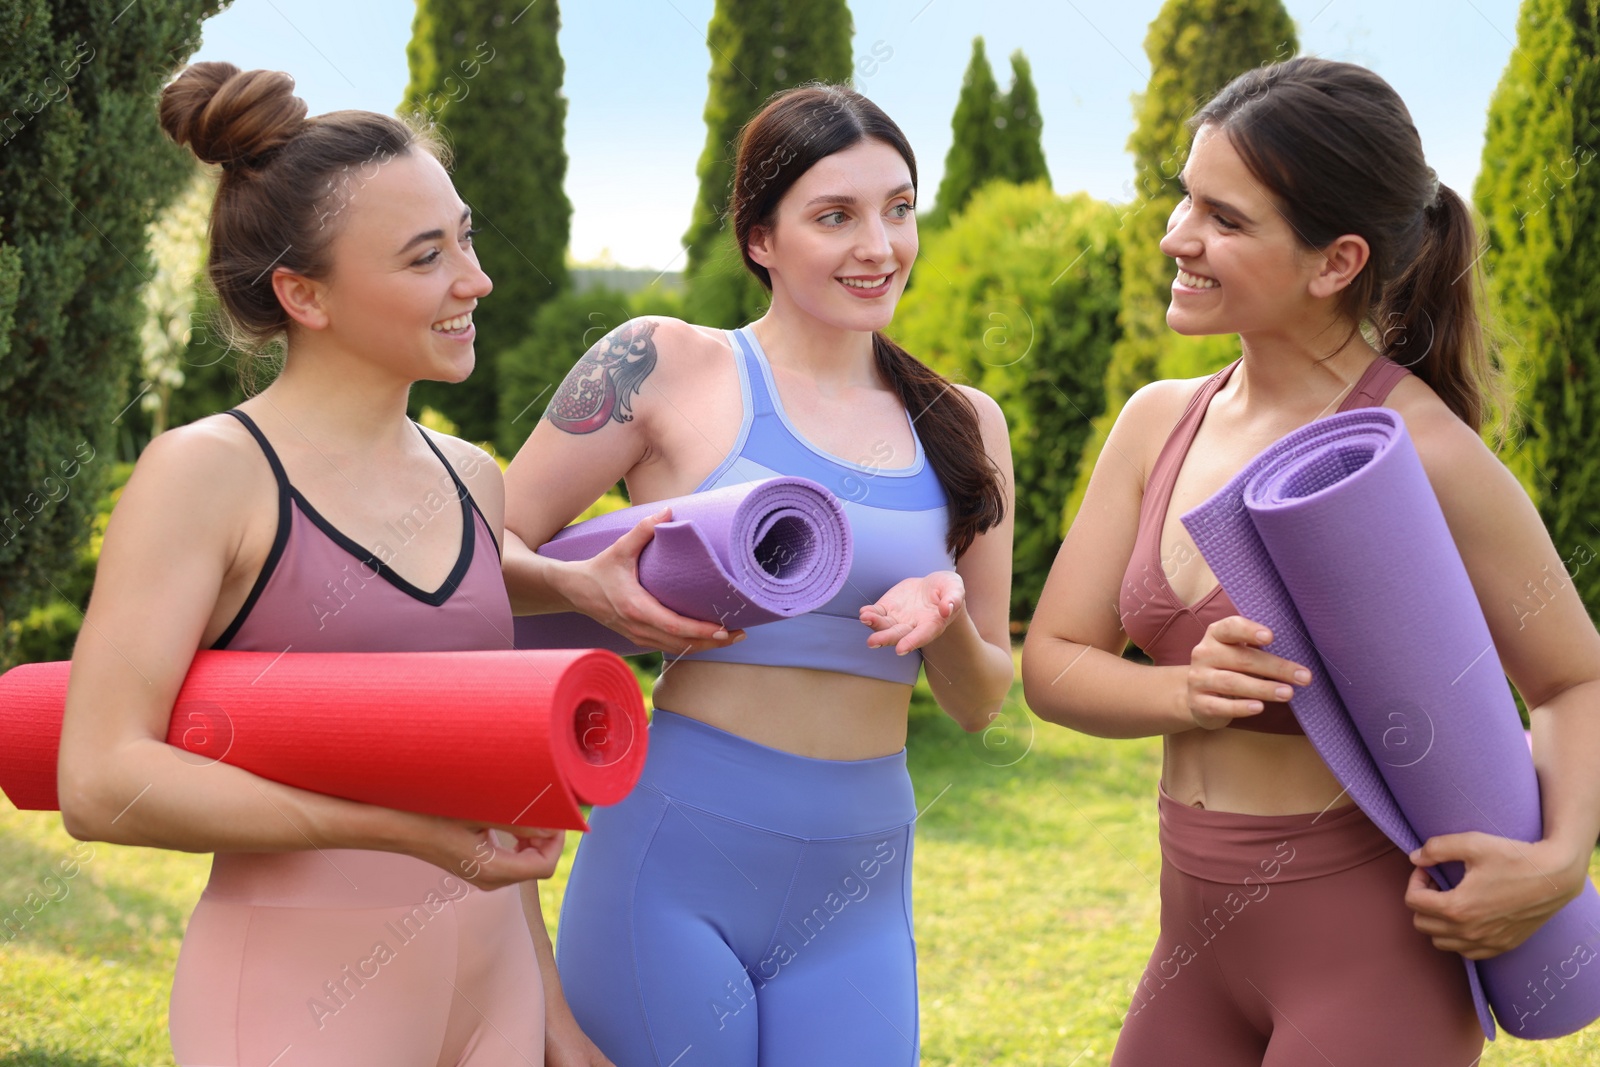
left=1475, top=0, right=1580, bottom=504
left=681, top=0, right=853, bottom=327
left=999, top=51, right=1049, bottom=188
left=1063, top=0, right=1296, bottom=528
left=1478, top=0, right=1600, bottom=613
left=402, top=0, right=571, bottom=442
left=930, top=38, right=1005, bottom=227
left=894, top=183, right=1121, bottom=622
left=929, top=41, right=1050, bottom=228
left=0, top=0, right=225, bottom=658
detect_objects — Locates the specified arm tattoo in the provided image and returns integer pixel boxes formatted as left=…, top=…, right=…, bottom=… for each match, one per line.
left=543, top=320, right=660, bottom=434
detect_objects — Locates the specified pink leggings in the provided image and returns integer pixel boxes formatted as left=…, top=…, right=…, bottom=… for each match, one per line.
left=170, top=849, right=541, bottom=1066
left=1112, top=789, right=1483, bottom=1066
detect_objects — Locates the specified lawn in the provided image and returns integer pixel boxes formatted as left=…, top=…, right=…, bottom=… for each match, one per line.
left=3, top=663, right=1598, bottom=1065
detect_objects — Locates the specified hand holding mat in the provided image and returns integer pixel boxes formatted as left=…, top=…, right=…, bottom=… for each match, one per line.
left=514, top=476, right=852, bottom=655
left=1182, top=406, right=1600, bottom=1040
left=0, top=649, right=647, bottom=832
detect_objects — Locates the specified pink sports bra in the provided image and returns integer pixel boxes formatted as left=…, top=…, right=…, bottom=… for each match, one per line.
left=1118, top=356, right=1411, bottom=734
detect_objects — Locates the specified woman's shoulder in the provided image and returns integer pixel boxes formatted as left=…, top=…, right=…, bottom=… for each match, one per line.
left=419, top=428, right=501, bottom=489
left=108, top=413, right=273, bottom=547
left=418, top=428, right=505, bottom=536
left=951, top=384, right=1010, bottom=449
left=952, top=382, right=1003, bottom=420
left=1114, top=372, right=1217, bottom=445
left=1089, top=372, right=1223, bottom=492
left=1381, top=370, right=1515, bottom=506
left=1383, top=370, right=1484, bottom=450
left=576, top=315, right=734, bottom=383
left=138, top=411, right=273, bottom=487
left=610, top=314, right=730, bottom=356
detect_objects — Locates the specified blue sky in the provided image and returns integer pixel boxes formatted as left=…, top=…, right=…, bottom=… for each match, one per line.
left=191, top=0, right=1525, bottom=270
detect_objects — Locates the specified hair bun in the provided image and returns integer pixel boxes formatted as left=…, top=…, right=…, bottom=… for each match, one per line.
left=159, top=61, right=308, bottom=168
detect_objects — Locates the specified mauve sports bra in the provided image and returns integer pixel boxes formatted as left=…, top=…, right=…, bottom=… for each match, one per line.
left=212, top=409, right=515, bottom=654
left=1118, top=356, right=1412, bottom=734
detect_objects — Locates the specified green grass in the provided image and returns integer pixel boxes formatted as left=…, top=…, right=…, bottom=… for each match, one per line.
left=3, top=665, right=1599, bottom=1065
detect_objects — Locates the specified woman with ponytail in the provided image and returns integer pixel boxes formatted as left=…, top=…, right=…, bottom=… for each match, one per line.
left=57, top=63, right=563, bottom=1064
left=1024, top=56, right=1600, bottom=1064
left=501, top=86, right=1013, bottom=1066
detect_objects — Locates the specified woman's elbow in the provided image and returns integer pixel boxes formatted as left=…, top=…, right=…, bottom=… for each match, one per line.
left=1020, top=676, right=1068, bottom=728
left=949, top=701, right=997, bottom=734
left=57, top=779, right=110, bottom=842
left=947, top=673, right=1012, bottom=733
left=56, top=751, right=128, bottom=843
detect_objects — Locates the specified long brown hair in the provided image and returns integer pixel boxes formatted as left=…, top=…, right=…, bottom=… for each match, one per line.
left=1194, top=57, right=1508, bottom=436
left=730, top=85, right=1006, bottom=557
left=159, top=62, right=441, bottom=353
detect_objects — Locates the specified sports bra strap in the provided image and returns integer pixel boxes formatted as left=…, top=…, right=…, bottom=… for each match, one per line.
left=732, top=327, right=778, bottom=417
left=1145, top=361, right=1236, bottom=503
left=224, top=409, right=291, bottom=492
left=225, top=408, right=469, bottom=500
left=1339, top=356, right=1409, bottom=412
left=413, top=422, right=470, bottom=499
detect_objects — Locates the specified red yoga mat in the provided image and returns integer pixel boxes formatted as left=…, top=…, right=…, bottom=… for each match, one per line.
left=0, top=649, right=647, bottom=831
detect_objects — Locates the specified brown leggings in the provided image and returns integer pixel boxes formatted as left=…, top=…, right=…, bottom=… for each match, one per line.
left=1112, top=789, right=1483, bottom=1066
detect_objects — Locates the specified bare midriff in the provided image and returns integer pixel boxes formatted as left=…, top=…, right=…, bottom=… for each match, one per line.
left=652, top=659, right=912, bottom=760
left=1163, top=727, right=1351, bottom=815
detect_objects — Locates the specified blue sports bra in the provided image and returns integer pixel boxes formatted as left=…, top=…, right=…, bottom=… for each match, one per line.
left=677, top=326, right=955, bottom=685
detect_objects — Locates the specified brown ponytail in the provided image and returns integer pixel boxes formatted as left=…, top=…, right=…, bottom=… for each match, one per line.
left=730, top=85, right=1005, bottom=557
left=871, top=334, right=1005, bottom=557
left=1194, top=57, right=1510, bottom=438
left=1375, top=185, right=1502, bottom=433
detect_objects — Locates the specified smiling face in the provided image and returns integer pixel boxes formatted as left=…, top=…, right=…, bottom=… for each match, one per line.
left=308, top=150, right=492, bottom=383
left=746, top=138, right=917, bottom=334
left=1159, top=123, right=1331, bottom=341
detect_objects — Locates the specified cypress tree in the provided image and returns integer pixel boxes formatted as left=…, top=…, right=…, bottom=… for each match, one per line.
left=681, top=0, right=853, bottom=328
left=1062, top=0, right=1296, bottom=528
left=0, top=0, right=224, bottom=659
left=1474, top=0, right=1579, bottom=504
left=402, top=0, right=571, bottom=444
left=999, top=51, right=1050, bottom=187
left=929, top=37, right=1004, bottom=226
left=1478, top=0, right=1600, bottom=613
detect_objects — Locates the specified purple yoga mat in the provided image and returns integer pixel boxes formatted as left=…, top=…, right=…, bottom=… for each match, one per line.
left=514, top=477, right=852, bottom=655
left=1182, top=407, right=1600, bottom=1041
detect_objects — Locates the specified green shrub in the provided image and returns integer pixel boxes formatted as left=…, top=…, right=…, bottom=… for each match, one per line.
left=0, top=0, right=224, bottom=658
left=1064, top=0, right=1297, bottom=529
left=6, top=463, right=134, bottom=665
left=894, top=182, right=1122, bottom=624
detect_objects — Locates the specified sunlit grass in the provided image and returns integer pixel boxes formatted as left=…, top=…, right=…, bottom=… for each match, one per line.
left=2, top=659, right=1597, bottom=1064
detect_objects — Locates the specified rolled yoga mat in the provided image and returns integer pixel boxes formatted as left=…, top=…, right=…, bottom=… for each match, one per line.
left=0, top=649, right=647, bottom=832
left=514, top=476, right=852, bottom=655
left=1181, top=406, right=1600, bottom=1041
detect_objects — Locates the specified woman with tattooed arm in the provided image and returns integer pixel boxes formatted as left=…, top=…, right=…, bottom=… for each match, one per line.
left=500, top=86, right=1015, bottom=1067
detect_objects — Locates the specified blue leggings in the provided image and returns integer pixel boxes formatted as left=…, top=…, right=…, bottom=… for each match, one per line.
left=556, top=709, right=920, bottom=1067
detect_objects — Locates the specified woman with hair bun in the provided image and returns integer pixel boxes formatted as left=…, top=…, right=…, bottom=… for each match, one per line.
left=1024, top=56, right=1600, bottom=1065
left=501, top=85, right=1015, bottom=1066
left=57, top=62, right=560, bottom=1065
